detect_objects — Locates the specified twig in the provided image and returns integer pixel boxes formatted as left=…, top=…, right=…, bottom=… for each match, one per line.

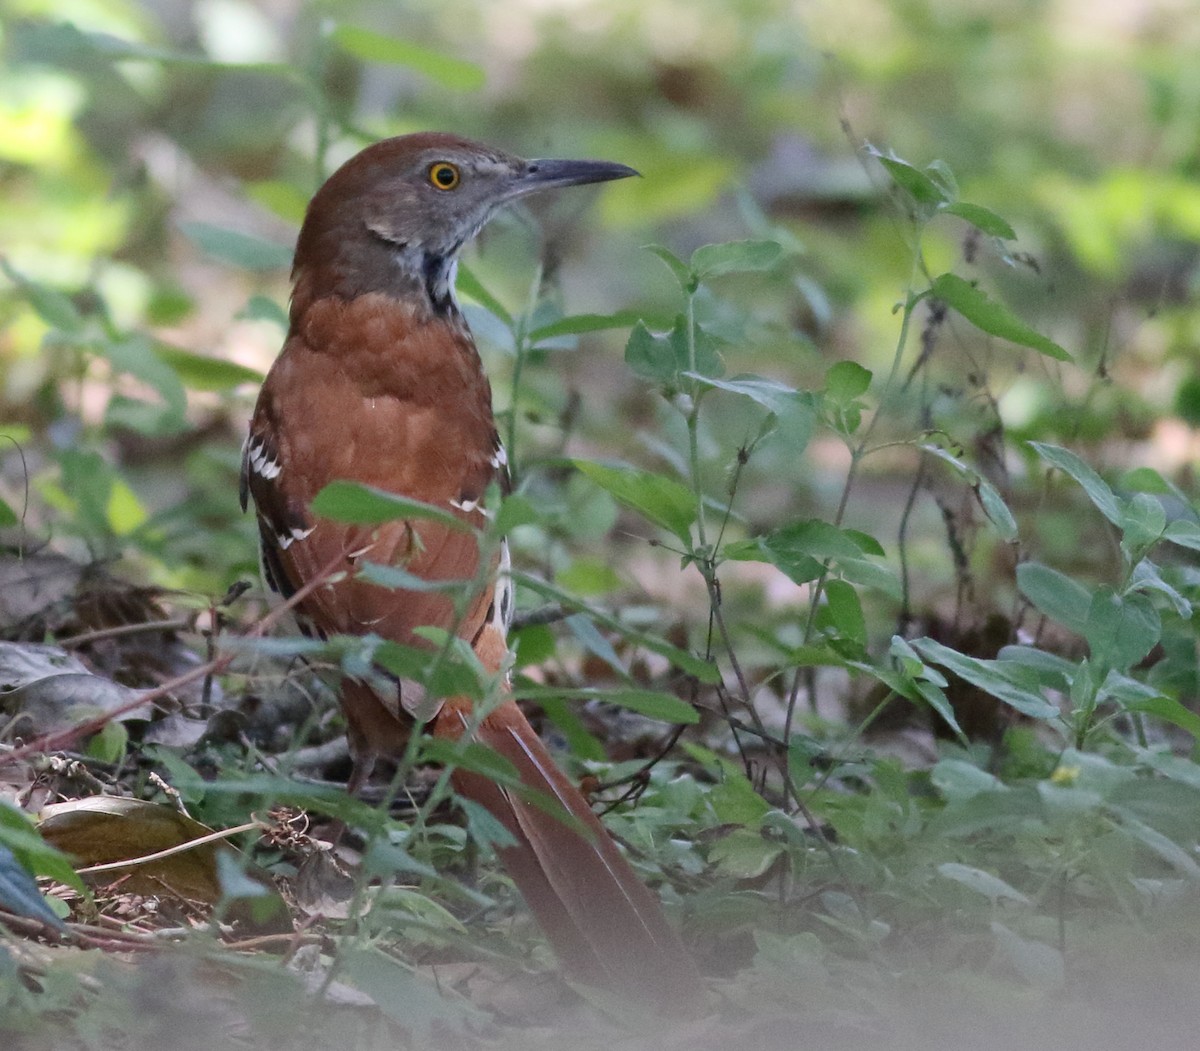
left=57, top=618, right=193, bottom=649
left=510, top=603, right=568, bottom=630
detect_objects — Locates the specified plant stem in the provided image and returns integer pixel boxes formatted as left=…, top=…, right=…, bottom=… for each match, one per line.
left=505, top=264, right=543, bottom=476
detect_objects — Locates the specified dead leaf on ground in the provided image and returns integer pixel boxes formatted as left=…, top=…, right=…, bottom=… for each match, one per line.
left=0, top=640, right=164, bottom=739
left=36, top=796, right=280, bottom=916
left=0, top=553, right=83, bottom=633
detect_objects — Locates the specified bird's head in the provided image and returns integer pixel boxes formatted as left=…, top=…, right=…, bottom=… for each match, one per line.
left=291, top=132, right=637, bottom=315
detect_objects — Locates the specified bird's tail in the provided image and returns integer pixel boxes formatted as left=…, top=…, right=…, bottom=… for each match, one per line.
left=432, top=624, right=704, bottom=1011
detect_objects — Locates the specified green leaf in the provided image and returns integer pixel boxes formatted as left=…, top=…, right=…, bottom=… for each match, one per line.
left=1128, top=559, right=1191, bottom=619
left=155, top=346, right=263, bottom=391
left=689, top=239, right=783, bottom=280
left=625, top=316, right=723, bottom=384
left=931, top=273, right=1071, bottom=361
left=710, top=768, right=771, bottom=826
left=245, top=178, right=310, bottom=224
left=686, top=373, right=816, bottom=450
left=330, top=26, right=485, bottom=90
left=1119, top=492, right=1166, bottom=560
left=825, top=360, right=872, bottom=402
left=624, top=320, right=675, bottom=383
left=86, top=721, right=128, bottom=764
left=991, top=923, right=1064, bottom=988
left=1126, top=694, right=1200, bottom=740
left=644, top=244, right=694, bottom=290
left=555, top=555, right=622, bottom=596
left=513, top=573, right=719, bottom=683
left=925, top=160, right=959, bottom=201
left=870, top=149, right=953, bottom=208
left=920, top=443, right=1018, bottom=541
left=1028, top=442, right=1123, bottom=525
left=942, top=202, right=1017, bottom=239
left=422, top=739, right=520, bottom=785
left=528, top=310, right=644, bottom=342
left=1, top=802, right=84, bottom=895
left=356, top=562, right=468, bottom=593
left=237, top=294, right=289, bottom=327
left=455, top=264, right=513, bottom=327
left=931, top=758, right=1004, bottom=802
left=937, top=862, right=1030, bottom=904
left=1108, top=807, right=1200, bottom=879
left=1163, top=518, right=1200, bottom=552
left=101, top=335, right=187, bottom=415
left=1016, top=561, right=1092, bottom=635
left=180, top=222, right=292, bottom=271
left=572, top=460, right=695, bottom=545
left=909, top=637, right=1059, bottom=719
left=564, top=613, right=624, bottom=676
left=824, top=579, right=865, bottom=647
left=1, top=260, right=84, bottom=332
left=492, top=492, right=539, bottom=535
left=753, top=519, right=878, bottom=586
left=342, top=947, right=484, bottom=1033
left=708, top=828, right=783, bottom=879
left=884, top=639, right=962, bottom=737
left=311, top=481, right=470, bottom=530
left=514, top=686, right=698, bottom=724
left=0, top=845, right=66, bottom=929
left=373, top=638, right=486, bottom=703
left=1083, top=586, right=1160, bottom=672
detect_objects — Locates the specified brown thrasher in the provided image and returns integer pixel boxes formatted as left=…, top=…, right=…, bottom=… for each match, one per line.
left=241, top=133, right=702, bottom=1008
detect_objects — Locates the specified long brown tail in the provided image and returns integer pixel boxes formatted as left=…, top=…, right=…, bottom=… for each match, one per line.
left=432, top=628, right=704, bottom=1010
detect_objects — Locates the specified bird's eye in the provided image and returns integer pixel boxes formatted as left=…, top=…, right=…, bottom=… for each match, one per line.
left=428, top=162, right=461, bottom=190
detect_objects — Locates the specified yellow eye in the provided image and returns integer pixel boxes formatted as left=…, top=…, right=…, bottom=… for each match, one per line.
left=428, top=162, right=460, bottom=190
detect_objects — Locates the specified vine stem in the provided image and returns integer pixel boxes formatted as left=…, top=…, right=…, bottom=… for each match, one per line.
left=783, top=266, right=925, bottom=744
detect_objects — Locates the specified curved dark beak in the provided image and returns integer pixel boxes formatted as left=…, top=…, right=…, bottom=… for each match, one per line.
left=505, top=157, right=639, bottom=200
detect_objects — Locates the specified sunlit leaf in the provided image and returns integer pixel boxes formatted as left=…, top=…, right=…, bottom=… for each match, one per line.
left=942, top=202, right=1017, bottom=239
left=573, top=460, right=695, bottom=545
left=825, top=360, right=872, bottom=402
left=456, top=264, right=513, bottom=327
left=180, top=222, right=292, bottom=271
left=932, top=273, right=1071, bottom=361
left=870, top=149, right=954, bottom=208
left=690, top=239, right=783, bottom=280
left=155, top=346, right=263, bottom=391
left=311, top=481, right=469, bottom=530
left=1, top=260, right=83, bottom=332
left=330, top=26, right=485, bottom=90
left=644, top=244, right=693, bottom=290
left=514, top=685, right=698, bottom=724
left=529, top=310, right=644, bottom=342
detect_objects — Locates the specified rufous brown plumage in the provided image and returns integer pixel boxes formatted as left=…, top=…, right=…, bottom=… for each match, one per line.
left=241, top=132, right=703, bottom=1009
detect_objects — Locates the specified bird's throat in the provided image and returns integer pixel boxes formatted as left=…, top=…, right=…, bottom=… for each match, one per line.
left=419, top=249, right=459, bottom=317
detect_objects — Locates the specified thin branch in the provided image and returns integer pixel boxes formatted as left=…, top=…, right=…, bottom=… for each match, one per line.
left=57, top=618, right=193, bottom=649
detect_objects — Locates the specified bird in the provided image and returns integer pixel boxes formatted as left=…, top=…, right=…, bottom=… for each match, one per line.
left=240, top=132, right=703, bottom=1009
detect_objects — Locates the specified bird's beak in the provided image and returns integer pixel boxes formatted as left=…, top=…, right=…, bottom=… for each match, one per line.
left=505, top=157, right=639, bottom=200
